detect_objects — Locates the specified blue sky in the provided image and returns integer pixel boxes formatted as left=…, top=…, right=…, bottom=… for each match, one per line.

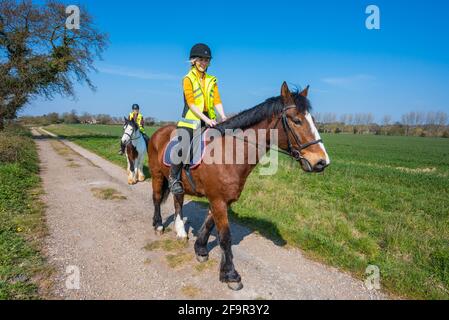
left=25, top=0, right=449, bottom=122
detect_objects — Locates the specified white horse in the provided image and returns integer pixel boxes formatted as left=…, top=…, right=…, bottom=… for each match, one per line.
left=121, top=117, right=147, bottom=185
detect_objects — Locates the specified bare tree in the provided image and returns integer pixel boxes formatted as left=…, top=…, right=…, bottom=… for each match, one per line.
left=322, top=112, right=337, bottom=124
left=416, top=112, right=425, bottom=126
left=382, top=115, right=392, bottom=126
left=436, top=111, right=448, bottom=126
left=347, top=114, right=353, bottom=125
left=426, top=112, right=437, bottom=126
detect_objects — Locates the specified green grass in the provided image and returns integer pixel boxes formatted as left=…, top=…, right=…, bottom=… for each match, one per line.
left=0, top=125, right=50, bottom=299
left=44, top=124, right=449, bottom=299
left=231, top=134, right=449, bottom=299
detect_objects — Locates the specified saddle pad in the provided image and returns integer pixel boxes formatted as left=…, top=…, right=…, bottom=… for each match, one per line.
left=163, top=129, right=210, bottom=169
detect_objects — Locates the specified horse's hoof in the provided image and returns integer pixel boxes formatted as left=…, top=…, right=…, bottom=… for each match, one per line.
left=196, top=254, right=209, bottom=263
left=138, top=176, right=146, bottom=182
left=128, top=180, right=133, bottom=185
left=227, top=282, right=244, bottom=291
left=155, top=226, right=164, bottom=235
left=177, top=235, right=189, bottom=242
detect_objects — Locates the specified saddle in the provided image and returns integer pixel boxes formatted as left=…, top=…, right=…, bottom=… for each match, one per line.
left=163, top=129, right=209, bottom=170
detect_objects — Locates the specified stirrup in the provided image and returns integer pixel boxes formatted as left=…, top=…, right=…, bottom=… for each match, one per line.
left=169, top=178, right=184, bottom=195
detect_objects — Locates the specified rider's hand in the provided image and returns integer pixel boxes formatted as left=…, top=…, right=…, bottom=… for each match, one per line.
left=207, top=119, right=218, bottom=128
left=221, top=116, right=228, bottom=123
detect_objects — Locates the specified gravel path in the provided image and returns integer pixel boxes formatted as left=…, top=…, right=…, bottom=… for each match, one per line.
left=32, top=128, right=387, bottom=300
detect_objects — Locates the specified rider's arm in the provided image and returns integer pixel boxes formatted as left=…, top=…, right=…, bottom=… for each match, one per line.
left=183, top=78, right=213, bottom=124
left=213, top=84, right=227, bottom=121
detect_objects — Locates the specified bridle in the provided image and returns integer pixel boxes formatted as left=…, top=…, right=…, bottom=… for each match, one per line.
left=222, top=104, right=324, bottom=170
left=265, top=105, right=323, bottom=171
left=277, top=105, right=323, bottom=161
left=122, top=122, right=142, bottom=146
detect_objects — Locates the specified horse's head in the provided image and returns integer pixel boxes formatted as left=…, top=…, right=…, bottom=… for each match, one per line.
left=121, top=116, right=139, bottom=146
left=278, top=82, right=330, bottom=173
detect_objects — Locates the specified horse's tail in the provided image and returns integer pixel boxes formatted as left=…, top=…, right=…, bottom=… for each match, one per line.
left=160, top=176, right=171, bottom=204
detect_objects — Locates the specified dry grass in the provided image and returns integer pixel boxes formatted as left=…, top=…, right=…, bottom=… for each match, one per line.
left=166, top=253, right=193, bottom=269
left=194, top=259, right=218, bottom=273
left=91, top=188, right=127, bottom=201
left=50, top=140, right=75, bottom=157
left=181, top=285, right=202, bottom=298
left=144, top=239, right=189, bottom=252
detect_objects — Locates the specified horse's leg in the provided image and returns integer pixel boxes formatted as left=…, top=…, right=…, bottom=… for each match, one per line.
left=132, top=168, right=138, bottom=185
left=137, top=154, right=145, bottom=182
left=152, top=175, right=165, bottom=234
left=194, top=208, right=215, bottom=263
left=126, top=157, right=134, bottom=185
left=211, top=200, right=243, bottom=291
left=173, top=193, right=188, bottom=240
left=130, top=157, right=138, bottom=185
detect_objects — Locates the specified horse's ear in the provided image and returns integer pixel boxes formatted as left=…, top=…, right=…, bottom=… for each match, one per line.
left=124, top=116, right=127, bottom=122
left=300, top=85, right=310, bottom=98
left=281, top=82, right=294, bottom=105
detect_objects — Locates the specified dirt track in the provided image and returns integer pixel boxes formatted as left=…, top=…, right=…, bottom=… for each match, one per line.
left=32, top=128, right=387, bottom=300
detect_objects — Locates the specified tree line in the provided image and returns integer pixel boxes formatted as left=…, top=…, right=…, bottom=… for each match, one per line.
left=314, top=112, right=449, bottom=137
left=19, top=110, right=159, bottom=126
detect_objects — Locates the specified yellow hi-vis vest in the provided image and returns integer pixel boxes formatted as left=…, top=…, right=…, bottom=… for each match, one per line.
left=177, top=69, right=217, bottom=129
left=129, top=112, right=145, bottom=133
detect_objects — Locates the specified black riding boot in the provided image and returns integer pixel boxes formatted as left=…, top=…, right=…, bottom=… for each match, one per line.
left=168, top=162, right=184, bottom=195
left=118, top=142, right=126, bottom=155
left=143, top=133, right=149, bottom=146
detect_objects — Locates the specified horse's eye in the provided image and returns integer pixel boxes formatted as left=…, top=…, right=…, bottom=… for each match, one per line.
left=292, top=118, right=302, bottom=126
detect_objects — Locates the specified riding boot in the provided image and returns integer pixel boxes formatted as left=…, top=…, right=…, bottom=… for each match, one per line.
left=143, top=133, right=149, bottom=147
left=168, top=162, right=184, bottom=195
left=118, top=142, right=126, bottom=155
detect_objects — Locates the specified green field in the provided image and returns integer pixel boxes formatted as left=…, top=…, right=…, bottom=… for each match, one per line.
left=44, top=124, right=449, bottom=299
left=0, top=125, right=49, bottom=299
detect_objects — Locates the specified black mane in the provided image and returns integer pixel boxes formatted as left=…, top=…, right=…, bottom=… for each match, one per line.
left=125, top=117, right=139, bottom=131
left=216, top=91, right=312, bottom=132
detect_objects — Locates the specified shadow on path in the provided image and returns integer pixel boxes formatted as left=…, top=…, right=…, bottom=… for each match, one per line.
left=163, top=200, right=287, bottom=250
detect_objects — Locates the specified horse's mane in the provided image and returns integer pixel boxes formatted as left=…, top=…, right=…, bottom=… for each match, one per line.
left=125, top=117, right=139, bottom=130
left=216, top=91, right=312, bottom=132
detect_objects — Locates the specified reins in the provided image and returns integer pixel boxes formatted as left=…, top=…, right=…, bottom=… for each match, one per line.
left=222, top=105, right=323, bottom=164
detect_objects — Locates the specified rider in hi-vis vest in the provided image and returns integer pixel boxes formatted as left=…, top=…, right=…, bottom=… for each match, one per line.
left=168, top=43, right=228, bottom=195
left=119, top=104, right=149, bottom=155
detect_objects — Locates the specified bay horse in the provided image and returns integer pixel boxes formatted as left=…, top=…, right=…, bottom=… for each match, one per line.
left=148, top=82, right=330, bottom=290
left=121, top=117, right=147, bottom=185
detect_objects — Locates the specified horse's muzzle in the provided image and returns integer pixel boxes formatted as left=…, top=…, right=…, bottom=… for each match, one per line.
left=313, top=159, right=329, bottom=173
left=300, top=158, right=328, bottom=173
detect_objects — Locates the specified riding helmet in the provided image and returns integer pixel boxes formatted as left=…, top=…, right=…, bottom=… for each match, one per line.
left=132, top=104, right=140, bottom=111
left=190, top=43, right=212, bottom=59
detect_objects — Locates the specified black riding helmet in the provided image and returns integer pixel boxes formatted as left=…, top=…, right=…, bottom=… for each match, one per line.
left=190, top=43, right=212, bottom=59
left=132, top=104, right=140, bottom=111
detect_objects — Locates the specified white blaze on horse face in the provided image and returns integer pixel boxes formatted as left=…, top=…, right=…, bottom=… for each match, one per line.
left=305, top=113, right=331, bottom=165
left=121, top=124, right=133, bottom=144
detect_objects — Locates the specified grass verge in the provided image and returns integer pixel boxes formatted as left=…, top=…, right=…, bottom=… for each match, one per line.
left=0, top=125, right=51, bottom=299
